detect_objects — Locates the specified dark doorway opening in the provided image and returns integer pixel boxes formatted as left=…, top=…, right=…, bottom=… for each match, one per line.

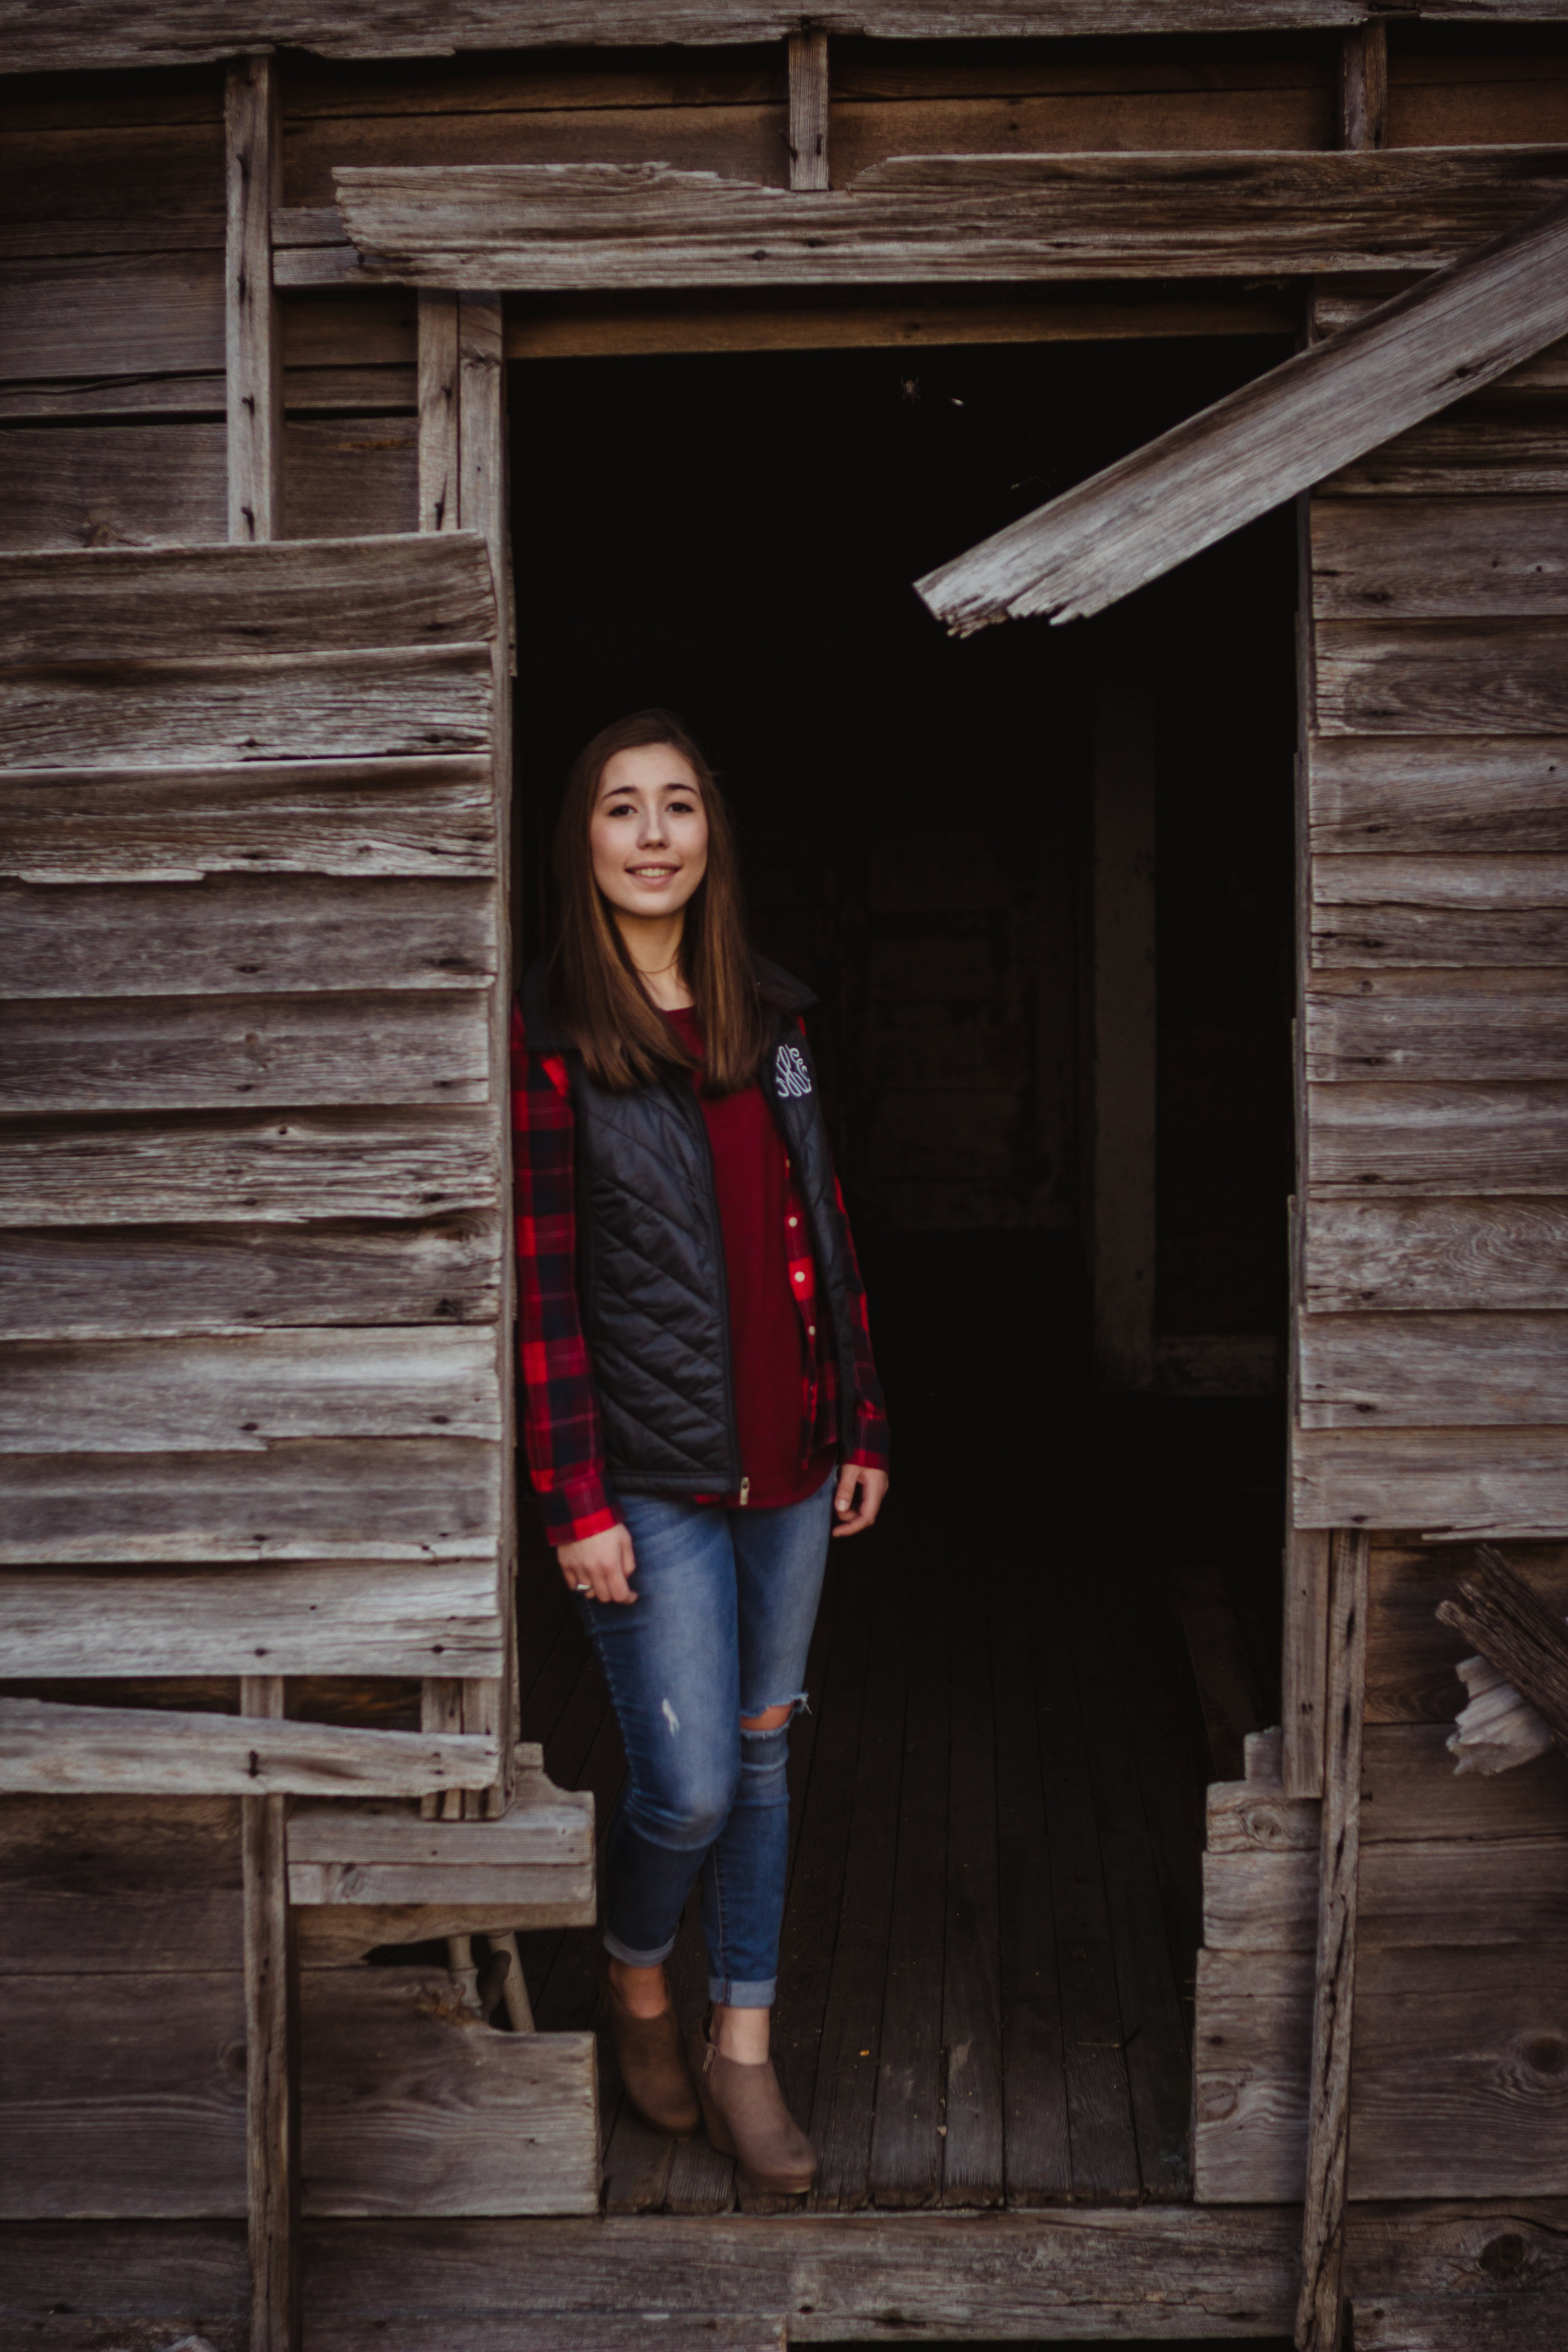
left=510, top=333, right=1296, bottom=2210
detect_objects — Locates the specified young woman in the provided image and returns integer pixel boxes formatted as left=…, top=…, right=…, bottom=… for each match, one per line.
left=512, top=710, right=889, bottom=2196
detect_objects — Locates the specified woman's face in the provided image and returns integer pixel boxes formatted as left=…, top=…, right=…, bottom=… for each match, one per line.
left=590, top=744, right=710, bottom=924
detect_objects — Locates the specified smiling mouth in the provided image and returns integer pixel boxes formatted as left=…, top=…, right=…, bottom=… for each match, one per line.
left=629, top=864, right=678, bottom=879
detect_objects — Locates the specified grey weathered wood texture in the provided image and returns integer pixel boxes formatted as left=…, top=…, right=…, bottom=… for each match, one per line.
left=1296, top=1529, right=1368, bottom=2350
left=917, top=189, right=1568, bottom=631
left=0, top=1559, right=506, bottom=1678
left=787, top=29, right=830, bottom=194
left=225, top=58, right=282, bottom=549
left=1289, top=287, right=1568, bottom=1536
left=329, top=148, right=1568, bottom=297
left=13, top=0, right=1562, bottom=80
left=0, top=1697, right=497, bottom=1795
left=242, top=1676, right=297, bottom=2352
left=0, top=532, right=512, bottom=1767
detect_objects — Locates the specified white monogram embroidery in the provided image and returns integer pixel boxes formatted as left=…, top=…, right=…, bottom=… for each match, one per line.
left=774, top=1041, right=813, bottom=1100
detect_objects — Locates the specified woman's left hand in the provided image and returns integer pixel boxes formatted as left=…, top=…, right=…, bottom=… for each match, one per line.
left=831, top=1463, right=887, bottom=1537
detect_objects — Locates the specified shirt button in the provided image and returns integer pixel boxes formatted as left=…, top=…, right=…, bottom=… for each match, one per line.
left=808, top=1324, right=816, bottom=1336
left=794, top=1270, right=806, bottom=1282
left=787, top=1216, right=798, bottom=1228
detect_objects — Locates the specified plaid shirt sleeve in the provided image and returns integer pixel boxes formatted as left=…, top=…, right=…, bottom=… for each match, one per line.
left=510, top=1000, right=621, bottom=1549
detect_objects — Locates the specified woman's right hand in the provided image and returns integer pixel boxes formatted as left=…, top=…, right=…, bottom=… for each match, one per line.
left=557, top=1524, right=638, bottom=1605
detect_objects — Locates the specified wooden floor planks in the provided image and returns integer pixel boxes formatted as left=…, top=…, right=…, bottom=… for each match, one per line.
left=512, top=1494, right=1207, bottom=2214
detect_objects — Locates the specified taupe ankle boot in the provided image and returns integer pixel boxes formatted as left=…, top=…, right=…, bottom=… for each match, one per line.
left=689, top=2009, right=818, bottom=2195
left=606, top=1971, right=700, bottom=2138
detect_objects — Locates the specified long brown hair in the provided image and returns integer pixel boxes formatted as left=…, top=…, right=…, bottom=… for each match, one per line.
left=549, top=709, right=771, bottom=1093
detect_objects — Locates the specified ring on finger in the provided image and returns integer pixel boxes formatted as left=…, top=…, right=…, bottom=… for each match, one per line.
left=574, top=1582, right=592, bottom=1594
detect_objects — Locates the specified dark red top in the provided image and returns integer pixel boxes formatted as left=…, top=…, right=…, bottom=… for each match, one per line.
left=666, top=1006, right=836, bottom=1510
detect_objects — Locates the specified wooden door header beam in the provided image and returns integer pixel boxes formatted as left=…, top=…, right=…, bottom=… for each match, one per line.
left=5, top=0, right=1568, bottom=73
left=323, top=148, right=1568, bottom=293
left=917, top=187, right=1568, bottom=631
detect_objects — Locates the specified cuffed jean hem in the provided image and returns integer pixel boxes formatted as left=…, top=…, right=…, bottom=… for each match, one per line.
left=708, top=1974, right=777, bottom=2008
left=603, top=1927, right=679, bottom=1969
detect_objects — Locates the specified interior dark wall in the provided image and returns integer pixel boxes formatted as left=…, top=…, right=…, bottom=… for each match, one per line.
left=512, top=331, right=1293, bottom=1309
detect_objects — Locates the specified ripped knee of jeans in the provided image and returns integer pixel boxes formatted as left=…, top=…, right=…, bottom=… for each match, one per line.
left=740, top=1693, right=808, bottom=1737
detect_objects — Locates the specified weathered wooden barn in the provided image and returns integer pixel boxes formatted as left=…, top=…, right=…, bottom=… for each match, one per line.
left=7, top=5, right=1568, bottom=2348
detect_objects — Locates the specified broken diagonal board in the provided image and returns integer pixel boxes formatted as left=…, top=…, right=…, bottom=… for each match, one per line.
left=917, top=191, right=1568, bottom=632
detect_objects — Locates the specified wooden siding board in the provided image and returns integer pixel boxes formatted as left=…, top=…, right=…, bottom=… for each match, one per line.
left=1305, top=1081, right=1568, bottom=1196
left=1297, top=1310, right=1568, bottom=1426
left=0, top=1435, right=501, bottom=1564
left=1305, top=1197, right=1568, bottom=1314
left=0, top=1560, right=506, bottom=1678
left=0, top=1217, right=502, bottom=1338
left=0, top=1697, right=497, bottom=1795
left=0, top=874, right=497, bottom=1000
left=1305, top=982, right=1568, bottom=1085
left=0, top=753, right=497, bottom=884
left=0, top=1109, right=501, bottom=1226
left=1312, top=495, right=1568, bottom=619
left=333, top=150, right=1568, bottom=294
left=1294, top=1426, right=1568, bottom=1537
left=0, top=1328, right=501, bottom=1452
left=1308, top=738, right=1568, bottom=856
left=0, top=643, right=491, bottom=769
left=1316, top=618, right=1568, bottom=735
left=0, top=989, right=490, bottom=1115
left=0, top=533, right=495, bottom=662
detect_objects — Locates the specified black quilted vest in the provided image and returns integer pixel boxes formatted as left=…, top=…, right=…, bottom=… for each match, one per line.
left=519, top=953, right=862, bottom=1498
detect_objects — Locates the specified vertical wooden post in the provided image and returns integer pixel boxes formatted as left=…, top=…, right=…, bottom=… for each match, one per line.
left=1338, top=20, right=1388, bottom=153
left=240, top=1676, right=297, bottom=2352
left=227, top=61, right=295, bottom=2352
left=1091, top=649, right=1157, bottom=1390
left=1296, top=1527, right=1369, bottom=2352
left=225, top=54, right=282, bottom=544
left=417, top=289, right=461, bottom=534
left=787, top=26, right=830, bottom=191
left=459, top=289, right=517, bottom=1821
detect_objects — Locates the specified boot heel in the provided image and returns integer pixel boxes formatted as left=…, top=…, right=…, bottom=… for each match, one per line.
left=695, top=2069, right=739, bottom=2159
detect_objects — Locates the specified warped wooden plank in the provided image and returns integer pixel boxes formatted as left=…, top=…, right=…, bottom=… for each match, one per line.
left=0, top=1559, right=504, bottom=1677
left=300, top=1969, right=596, bottom=2216
left=226, top=54, right=282, bottom=557
left=334, top=149, right=1568, bottom=294
left=0, top=875, right=496, bottom=998
left=0, top=534, right=494, bottom=663
left=0, top=1968, right=247, bottom=2217
left=1205, top=1834, right=1568, bottom=1950
left=0, top=419, right=226, bottom=554
left=1354, top=2295, right=1568, bottom=2352
left=0, top=643, right=490, bottom=769
left=917, top=188, right=1568, bottom=632
left=0, top=1108, right=500, bottom=1225
left=1294, top=1425, right=1568, bottom=1537
left=1305, top=1198, right=1568, bottom=1314
left=297, top=1899, right=591, bottom=1963
left=0, top=1327, right=499, bottom=1452
left=289, top=1859, right=589, bottom=1905
left=1306, top=983, right=1568, bottom=1084
left=0, top=0, right=1535, bottom=83
left=1312, top=495, right=1568, bottom=618
left=0, top=1216, right=501, bottom=1338
left=0, top=990, right=489, bottom=1114
left=282, top=2208, right=1303, bottom=2340
left=0, top=251, right=224, bottom=381
left=0, top=1793, right=243, bottom=1974
left=1317, top=619, right=1568, bottom=734
left=1298, top=1310, right=1568, bottom=1428
left=1314, top=902, right=1568, bottom=968
left=0, top=754, right=496, bottom=884
left=0, top=1435, right=500, bottom=1563
left=1307, top=1081, right=1568, bottom=1194
left=1199, top=1942, right=1568, bottom=2202
left=289, top=1794, right=591, bottom=1869
left=1322, top=394, right=1568, bottom=497
left=1314, top=854, right=1568, bottom=909
left=0, top=1698, right=497, bottom=1796
left=1309, top=736, right=1568, bottom=856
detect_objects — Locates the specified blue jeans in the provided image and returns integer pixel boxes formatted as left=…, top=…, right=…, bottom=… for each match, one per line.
left=577, top=1475, right=834, bottom=2008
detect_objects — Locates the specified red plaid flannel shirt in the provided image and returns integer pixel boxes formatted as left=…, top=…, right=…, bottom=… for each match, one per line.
left=511, top=1001, right=889, bottom=1548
